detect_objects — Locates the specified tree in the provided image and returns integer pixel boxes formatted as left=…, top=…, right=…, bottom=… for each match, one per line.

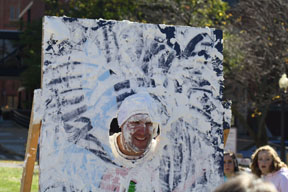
left=18, top=19, right=42, bottom=91
left=223, top=0, right=288, bottom=147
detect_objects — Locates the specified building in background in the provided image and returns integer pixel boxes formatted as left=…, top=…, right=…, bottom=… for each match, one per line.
left=0, top=0, right=44, bottom=111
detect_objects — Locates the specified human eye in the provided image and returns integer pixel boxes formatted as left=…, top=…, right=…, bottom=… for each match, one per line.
left=131, top=121, right=140, bottom=125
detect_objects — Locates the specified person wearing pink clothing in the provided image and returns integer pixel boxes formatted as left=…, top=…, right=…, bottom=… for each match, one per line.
left=251, top=145, right=288, bottom=192
left=263, top=167, right=288, bottom=192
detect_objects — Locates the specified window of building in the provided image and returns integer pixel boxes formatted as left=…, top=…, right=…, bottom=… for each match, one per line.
left=10, top=6, right=20, bottom=21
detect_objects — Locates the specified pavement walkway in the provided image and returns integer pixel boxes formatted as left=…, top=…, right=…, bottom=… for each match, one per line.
left=0, top=118, right=28, bottom=161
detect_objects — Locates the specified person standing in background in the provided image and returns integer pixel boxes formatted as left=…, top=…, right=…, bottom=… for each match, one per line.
left=224, top=151, right=240, bottom=181
left=251, top=145, right=288, bottom=192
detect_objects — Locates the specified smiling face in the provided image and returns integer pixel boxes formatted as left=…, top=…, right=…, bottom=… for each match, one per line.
left=258, top=150, right=273, bottom=175
left=224, top=154, right=235, bottom=178
left=120, top=113, right=153, bottom=156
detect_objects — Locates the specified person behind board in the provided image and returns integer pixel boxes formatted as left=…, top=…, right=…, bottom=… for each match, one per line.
left=250, top=145, right=288, bottom=192
left=110, top=92, right=159, bottom=162
left=224, top=151, right=240, bottom=181
left=214, top=172, right=277, bottom=192
left=101, top=92, right=160, bottom=192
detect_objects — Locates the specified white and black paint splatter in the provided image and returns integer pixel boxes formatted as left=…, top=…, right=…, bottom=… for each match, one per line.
left=40, top=16, right=229, bottom=192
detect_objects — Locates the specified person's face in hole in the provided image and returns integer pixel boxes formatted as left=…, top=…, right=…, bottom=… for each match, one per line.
left=121, top=113, right=153, bottom=154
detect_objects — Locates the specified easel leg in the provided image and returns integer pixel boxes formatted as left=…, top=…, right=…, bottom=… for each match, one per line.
left=20, top=107, right=41, bottom=192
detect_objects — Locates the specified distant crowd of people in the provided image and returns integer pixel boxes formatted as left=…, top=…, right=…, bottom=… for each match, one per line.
left=216, top=145, right=288, bottom=192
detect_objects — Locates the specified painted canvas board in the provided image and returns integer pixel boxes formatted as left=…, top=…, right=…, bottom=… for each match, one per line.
left=40, top=16, right=228, bottom=192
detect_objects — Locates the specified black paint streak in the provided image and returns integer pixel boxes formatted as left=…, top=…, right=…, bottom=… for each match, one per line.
left=113, top=31, right=119, bottom=50
left=44, top=61, right=81, bottom=74
left=91, top=20, right=113, bottom=31
left=143, top=50, right=152, bottom=63
left=60, top=88, right=83, bottom=94
left=199, top=79, right=211, bottom=87
left=67, top=117, right=93, bottom=143
left=79, top=37, right=87, bottom=45
left=82, top=26, right=88, bottom=33
left=85, top=134, right=105, bottom=151
left=45, top=37, right=58, bottom=52
left=103, top=27, right=111, bottom=63
left=212, top=57, right=222, bottom=77
left=47, top=75, right=82, bottom=86
left=182, top=33, right=208, bottom=58
left=62, top=17, right=78, bottom=22
left=61, top=95, right=84, bottom=106
left=114, top=80, right=130, bottom=91
left=213, top=30, right=223, bottom=53
left=136, top=78, right=156, bottom=88
left=218, top=80, right=224, bottom=99
left=174, top=80, right=182, bottom=93
left=61, top=105, right=87, bottom=122
left=109, top=69, right=116, bottom=75
left=44, top=60, right=52, bottom=66
left=158, top=52, right=175, bottom=74
left=87, top=148, right=118, bottom=166
left=116, top=90, right=135, bottom=104
left=163, top=78, right=168, bottom=88
left=157, top=25, right=180, bottom=56
left=189, top=105, right=211, bottom=120
left=45, top=98, right=52, bottom=107
left=64, top=123, right=75, bottom=133
left=57, top=40, right=73, bottom=56
left=141, top=63, right=149, bottom=74
left=198, top=50, right=210, bottom=60
left=151, top=43, right=165, bottom=55
left=159, top=146, right=171, bottom=192
left=187, top=88, right=212, bottom=99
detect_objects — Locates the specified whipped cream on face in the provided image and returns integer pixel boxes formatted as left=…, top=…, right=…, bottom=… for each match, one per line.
left=122, top=113, right=153, bottom=153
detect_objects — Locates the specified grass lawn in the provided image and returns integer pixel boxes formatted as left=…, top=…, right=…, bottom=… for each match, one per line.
left=0, top=161, right=38, bottom=192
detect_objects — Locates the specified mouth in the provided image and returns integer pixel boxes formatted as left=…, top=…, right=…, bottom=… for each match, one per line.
left=135, top=136, right=147, bottom=141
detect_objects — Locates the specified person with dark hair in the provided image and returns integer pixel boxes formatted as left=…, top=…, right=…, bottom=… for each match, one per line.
left=251, top=145, right=288, bottom=192
left=214, top=172, right=277, bottom=192
left=224, top=151, right=240, bottom=181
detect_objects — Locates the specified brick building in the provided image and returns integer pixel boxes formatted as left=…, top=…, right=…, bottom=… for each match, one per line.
left=0, top=0, right=45, bottom=110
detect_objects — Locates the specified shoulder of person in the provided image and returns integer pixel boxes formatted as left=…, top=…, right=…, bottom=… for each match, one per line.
left=278, top=167, right=288, bottom=177
left=269, top=167, right=288, bottom=180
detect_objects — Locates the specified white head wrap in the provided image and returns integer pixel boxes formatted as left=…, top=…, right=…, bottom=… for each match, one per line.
left=117, top=92, right=156, bottom=127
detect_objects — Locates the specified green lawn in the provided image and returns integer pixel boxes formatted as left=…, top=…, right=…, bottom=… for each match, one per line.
left=0, top=161, right=38, bottom=192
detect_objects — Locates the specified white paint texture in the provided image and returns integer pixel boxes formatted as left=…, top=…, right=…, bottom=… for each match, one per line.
left=33, top=89, right=43, bottom=124
left=40, top=16, right=230, bottom=192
